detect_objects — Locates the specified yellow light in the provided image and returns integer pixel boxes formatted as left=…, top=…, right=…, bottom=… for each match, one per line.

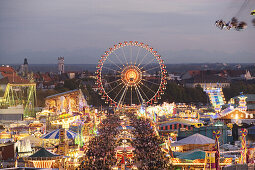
left=235, top=114, right=238, bottom=120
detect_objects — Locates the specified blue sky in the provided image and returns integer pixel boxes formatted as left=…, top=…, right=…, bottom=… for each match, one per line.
left=0, top=0, right=255, bottom=64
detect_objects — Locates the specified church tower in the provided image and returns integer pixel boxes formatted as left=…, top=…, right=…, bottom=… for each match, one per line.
left=23, top=58, right=29, bottom=77
left=58, top=57, right=64, bottom=75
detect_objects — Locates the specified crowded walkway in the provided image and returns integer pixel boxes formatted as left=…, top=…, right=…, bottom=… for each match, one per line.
left=79, top=110, right=169, bottom=169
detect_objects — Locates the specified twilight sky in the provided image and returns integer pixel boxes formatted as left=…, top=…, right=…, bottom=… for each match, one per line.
left=0, top=0, right=255, bottom=64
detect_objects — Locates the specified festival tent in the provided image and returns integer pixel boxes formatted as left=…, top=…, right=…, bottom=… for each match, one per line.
left=23, top=148, right=64, bottom=168
left=29, top=148, right=61, bottom=158
left=174, top=133, right=214, bottom=145
left=171, top=133, right=215, bottom=152
left=41, top=129, right=77, bottom=139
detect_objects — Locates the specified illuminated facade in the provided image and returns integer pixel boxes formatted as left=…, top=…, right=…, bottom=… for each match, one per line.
left=45, top=89, right=88, bottom=115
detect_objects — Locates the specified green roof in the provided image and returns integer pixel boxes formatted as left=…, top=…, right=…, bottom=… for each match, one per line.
left=29, top=148, right=60, bottom=158
left=176, top=150, right=206, bottom=160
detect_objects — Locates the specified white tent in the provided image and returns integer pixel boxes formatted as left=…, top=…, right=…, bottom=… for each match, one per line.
left=21, top=135, right=43, bottom=147
left=172, top=133, right=215, bottom=146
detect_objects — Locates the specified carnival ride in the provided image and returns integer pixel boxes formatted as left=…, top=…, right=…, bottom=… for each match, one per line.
left=95, top=41, right=167, bottom=108
left=215, top=0, right=255, bottom=31
left=251, top=9, right=255, bottom=15
left=204, top=87, right=225, bottom=112
left=0, top=83, right=36, bottom=117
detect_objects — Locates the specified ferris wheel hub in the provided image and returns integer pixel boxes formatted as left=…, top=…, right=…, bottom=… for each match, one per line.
left=121, top=65, right=142, bottom=87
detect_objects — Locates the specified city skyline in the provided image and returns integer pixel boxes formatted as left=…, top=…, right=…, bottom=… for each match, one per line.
left=0, top=0, right=255, bottom=64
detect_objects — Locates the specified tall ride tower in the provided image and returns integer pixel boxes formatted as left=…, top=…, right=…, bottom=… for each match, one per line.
left=58, top=57, right=64, bottom=75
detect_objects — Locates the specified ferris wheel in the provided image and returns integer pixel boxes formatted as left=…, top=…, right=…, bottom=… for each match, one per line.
left=95, top=41, right=167, bottom=107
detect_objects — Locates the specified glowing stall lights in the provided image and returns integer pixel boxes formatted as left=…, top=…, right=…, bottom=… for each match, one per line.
left=146, top=102, right=175, bottom=117
left=237, top=94, right=247, bottom=111
left=51, top=114, right=82, bottom=129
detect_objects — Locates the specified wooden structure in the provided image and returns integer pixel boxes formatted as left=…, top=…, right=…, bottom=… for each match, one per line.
left=23, top=148, right=64, bottom=168
left=171, top=133, right=214, bottom=152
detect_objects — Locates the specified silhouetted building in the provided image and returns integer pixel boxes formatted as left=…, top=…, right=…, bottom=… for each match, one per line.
left=58, top=57, right=64, bottom=75
left=19, top=58, right=29, bottom=77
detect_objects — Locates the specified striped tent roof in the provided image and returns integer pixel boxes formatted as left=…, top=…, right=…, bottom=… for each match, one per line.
left=41, top=129, right=77, bottom=139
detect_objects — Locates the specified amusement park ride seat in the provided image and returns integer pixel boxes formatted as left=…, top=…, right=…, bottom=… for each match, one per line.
left=251, top=9, right=255, bottom=15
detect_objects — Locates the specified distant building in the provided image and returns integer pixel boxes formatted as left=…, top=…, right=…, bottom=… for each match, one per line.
left=18, top=58, right=29, bottom=77
left=66, top=72, right=76, bottom=79
left=167, top=73, right=181, bottom=81
left=182, top=69, right=253, bottom=82
left=58, top=57, right=64, bottom=75
left=184, top=74, right=230, bottom=88
left=226, top=70, right=253, bottom=80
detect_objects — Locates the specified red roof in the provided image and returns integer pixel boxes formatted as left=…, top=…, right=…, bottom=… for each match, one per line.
left=0, top=75, right=30, bottom=84
left=33, top=73, right=41, bottom=80
left=0, top=66, right=16, bottom=77
left=188, top=70, right=201, bottom=76
left=41, top=73, right=52, bottom=82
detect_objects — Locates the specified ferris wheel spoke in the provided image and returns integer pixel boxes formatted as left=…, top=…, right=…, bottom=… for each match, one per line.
left=134, top=46, right=141, bottom=65
left=106, top=81, right=124, bottom=95
left=140, top=81, right=157, bottom=96
left=140, top=57, right=157, bottom=70
left=106, top=78, right=122, bottom=85
left=113, top=84, right=126, bottom=102
left=142, top=65, right=160, bottom=73
left=117, top=86, right=128, bottom=107
left=137, top=84, right=150, bottom=101
left=103, top=66, right=122, bottom=74
left=134, top=86, right=143, bottom=105
left=105, top=79, right=122, bottom=91
left=106, top=57, right=123, bottom=71
left=130, top=86, right=133, bottom=105
left=121, top=47, right=128, bottom=65
left=137, top=52, right=150, bottom=67
left=112, top=51, right=125, bottom=67
left=130, top=46, right=133, bottom=64
left=122, top=86, right=128, bottom=105
left=141, top=79, right=160, bottom=86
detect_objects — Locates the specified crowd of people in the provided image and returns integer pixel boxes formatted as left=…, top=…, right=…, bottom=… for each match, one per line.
left=79, top=113, right=120, bottom=169
left=79, top=111, right=169, bottom=169
left=126, top=112, right=169, bottom=169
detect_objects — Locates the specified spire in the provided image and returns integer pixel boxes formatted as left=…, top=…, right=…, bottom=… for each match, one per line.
left=24, top=58, right=28, bottom=65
